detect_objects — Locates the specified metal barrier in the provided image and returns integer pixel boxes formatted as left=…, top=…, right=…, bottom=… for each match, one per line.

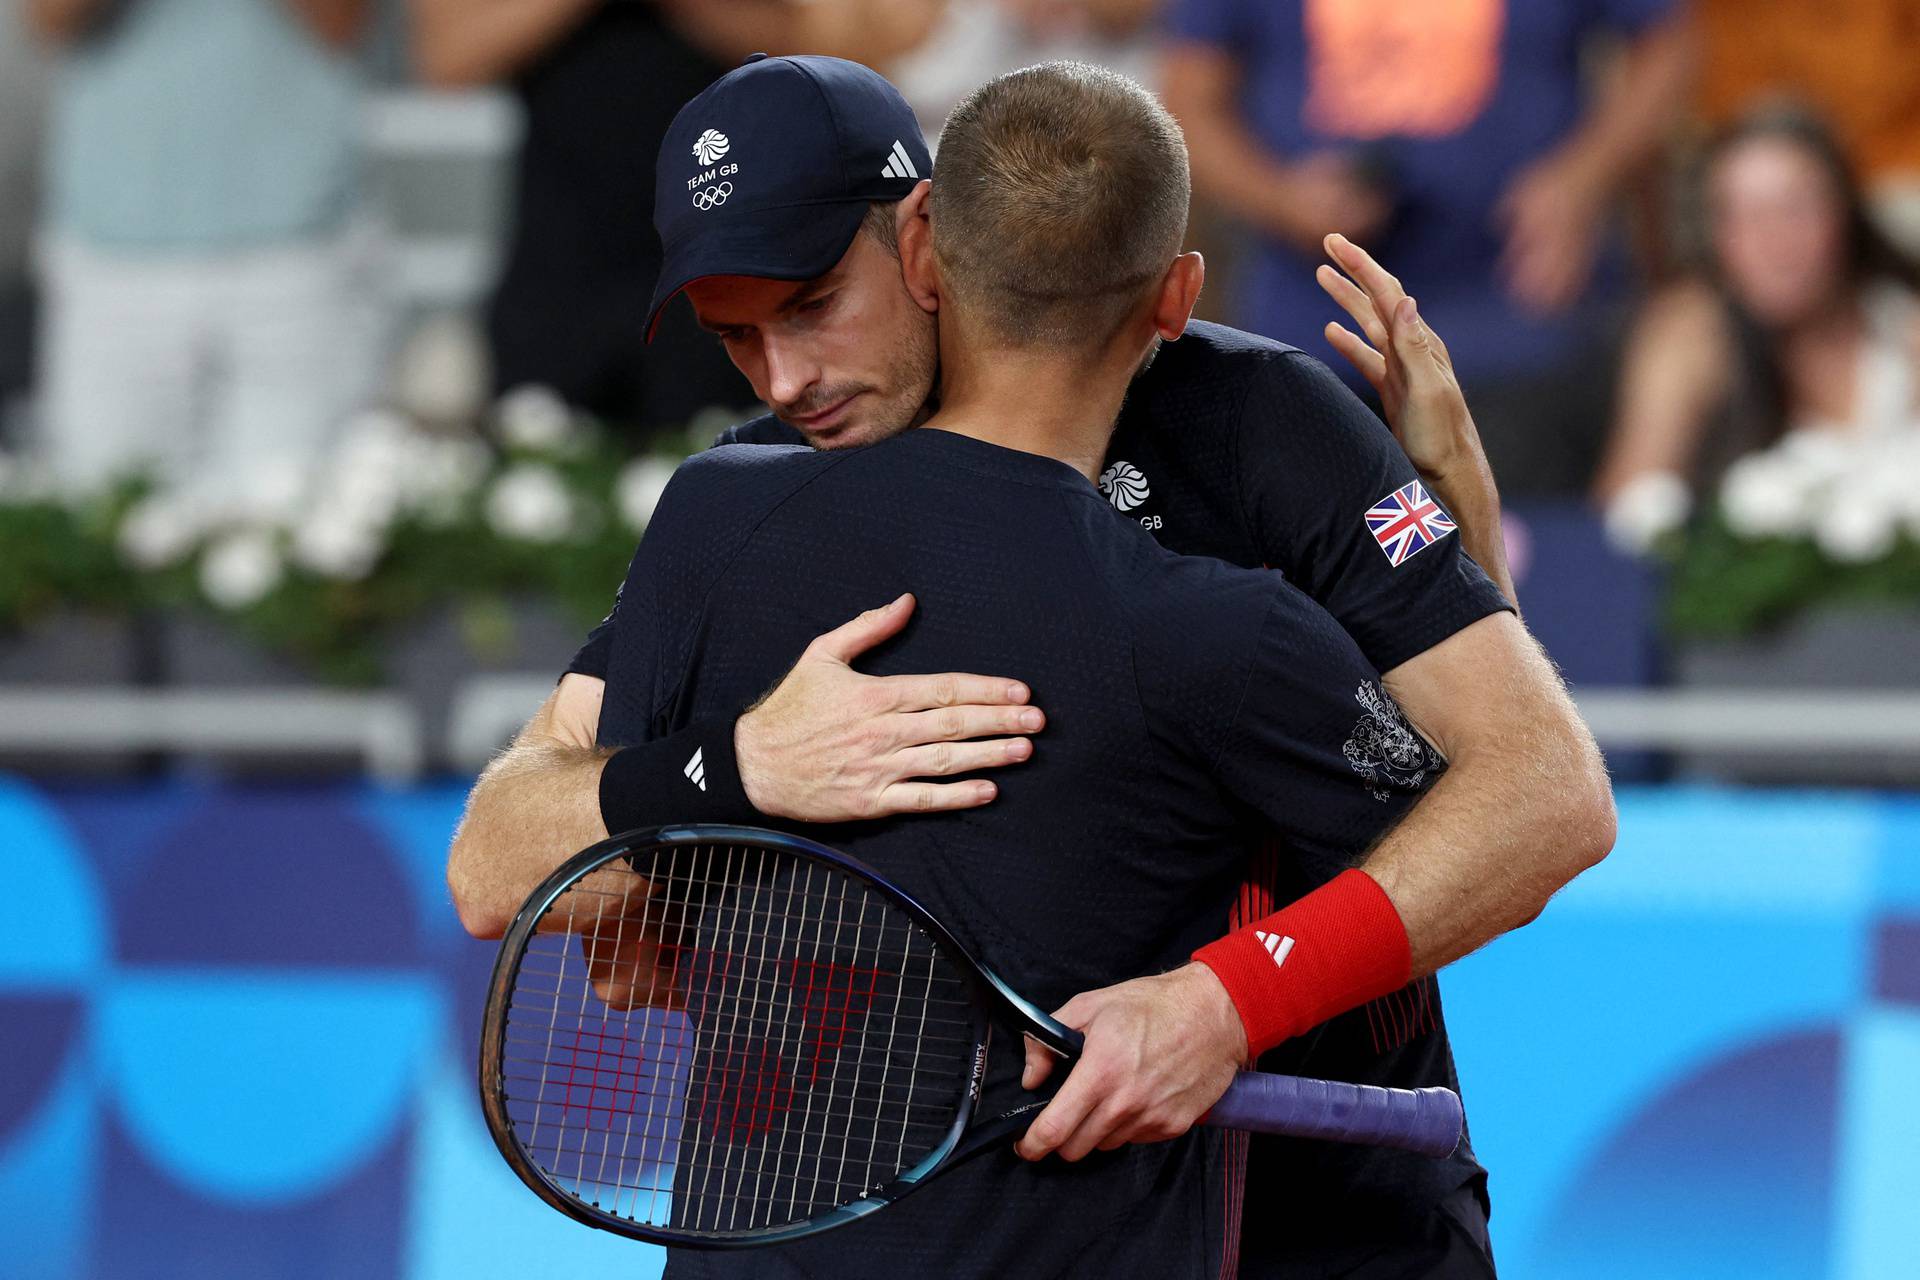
left=13, top=681, right=1920, bottom=782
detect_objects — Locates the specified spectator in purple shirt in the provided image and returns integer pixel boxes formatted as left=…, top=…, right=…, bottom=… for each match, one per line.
left=1161, top=0, right=1695, bottom=496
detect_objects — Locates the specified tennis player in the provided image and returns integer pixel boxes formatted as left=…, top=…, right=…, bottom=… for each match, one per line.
left=449, top=56, right=1614, bottom=1278
left=580, top=62, right=1529, bottom=1277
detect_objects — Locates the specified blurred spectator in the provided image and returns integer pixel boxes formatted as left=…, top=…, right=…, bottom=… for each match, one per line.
left=1160, top=0, right=1694, bottom=497
left=26, top=0, right=388, bottom=504
left=1, top=8, right=49, bottom=442
left=409, top=0, right=944, bottom=443
left=1696, top=0, right=1920, bottom=255
left=893, top=0, right=1160, bottom=141
left=1595, top=105, right=1920, bottom=540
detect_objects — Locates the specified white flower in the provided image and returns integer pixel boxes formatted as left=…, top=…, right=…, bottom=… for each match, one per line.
left=1775, top=428, right=1855, bottom=485
left=222, top=456, right=311, bottom=525
left=496, top=385, right=577, bottom=452
left=398, top=436, right=489, bottom=518
left=393, top=312, right=488, bottom=425
left=118, top=492, right=206, bottom=569
left=1720, top=453, right=1816, bottom=538
left=1603, top=470, right=1692, bottom=555
left=1812, top=494, right=1898, bottom=564
left=306, top=413, right=412, bottom=529
left=615, top=456, right=679, bottom=532
left=486, top=463, right=574, bottom=543
left=199, top=529, right=285, bottom=610
left=291, top=506, right=384, bottom=581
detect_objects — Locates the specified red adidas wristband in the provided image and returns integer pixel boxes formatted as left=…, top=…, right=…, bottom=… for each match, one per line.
left=1191, top=868, right=1411, bottom=1060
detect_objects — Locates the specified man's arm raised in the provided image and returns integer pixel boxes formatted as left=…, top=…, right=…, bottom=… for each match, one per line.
left=1317, top=234, right=1515, bottom=605
left=448, top=594, right=1043, bottom=939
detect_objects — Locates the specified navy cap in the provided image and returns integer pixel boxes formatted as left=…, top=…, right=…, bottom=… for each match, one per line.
left=647, top=55, right=931, bottom=340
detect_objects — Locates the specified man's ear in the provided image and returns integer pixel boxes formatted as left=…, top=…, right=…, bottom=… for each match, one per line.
left=896, top=179, right=940, bottom=316
left=1152, top=251, right=1205, bottom=341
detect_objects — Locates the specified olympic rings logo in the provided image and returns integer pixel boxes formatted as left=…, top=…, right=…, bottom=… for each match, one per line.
left=693, top=182, right=733, bottom=211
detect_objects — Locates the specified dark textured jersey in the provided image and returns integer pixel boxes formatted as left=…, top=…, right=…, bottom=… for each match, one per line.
left=596, top=428, right=1455, bottom=1279
left=575, top=324, right=1510, bottom=1274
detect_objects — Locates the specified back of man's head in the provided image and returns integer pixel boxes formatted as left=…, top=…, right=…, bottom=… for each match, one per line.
left=932, top=62, right=1190, bottom=351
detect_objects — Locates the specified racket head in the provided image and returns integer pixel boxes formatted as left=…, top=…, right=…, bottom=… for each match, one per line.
left=480, top=824, right=1029, bottom=1248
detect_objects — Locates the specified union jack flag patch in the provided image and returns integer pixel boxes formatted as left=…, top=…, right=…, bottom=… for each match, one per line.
left=1364, top=479, right=1457, bottom=567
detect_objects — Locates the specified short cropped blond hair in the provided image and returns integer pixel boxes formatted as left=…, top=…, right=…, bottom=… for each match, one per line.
left=932, top=62, right=1189, bottom=348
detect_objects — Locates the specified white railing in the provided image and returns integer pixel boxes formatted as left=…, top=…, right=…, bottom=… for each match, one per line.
left=9, top=682, right=1919, bottom=781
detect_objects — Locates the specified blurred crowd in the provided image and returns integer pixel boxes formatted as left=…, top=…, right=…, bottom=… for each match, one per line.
left=1, top=0, right=1918, bottom=544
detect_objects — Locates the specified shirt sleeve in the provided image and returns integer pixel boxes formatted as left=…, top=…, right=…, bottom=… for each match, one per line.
left=589, top=510, right=762, bottom=826
left=1207, top=587, right=1444, bottom=874
left=1235, top=351, right=1511, bottom=674
left=1161, top=0, right=1250, bottom=48
left=563, top=594, right=618, bottom=681
left=567, top=416, right=804, bottom=683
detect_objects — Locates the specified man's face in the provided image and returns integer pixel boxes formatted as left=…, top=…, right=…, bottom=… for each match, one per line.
left=685, top=229, right=938, bottom=449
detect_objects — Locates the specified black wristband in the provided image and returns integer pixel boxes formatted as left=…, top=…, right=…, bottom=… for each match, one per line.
left=599, top=717, right=757, bottom=836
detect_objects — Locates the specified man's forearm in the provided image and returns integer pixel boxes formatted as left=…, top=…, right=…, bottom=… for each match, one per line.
left=1554, top=14, right=1696, bottom=198
left=658, top=0, right=945, bottom=71
left=284, top=0, right=371, bottom=48
left=1421, top=453, right=1515, bottom=607
left=1365, top=681, right=1613, bottom=976
left=448, top=735, right=611, bottom=939
left=408, top=0, right=601, bottom=87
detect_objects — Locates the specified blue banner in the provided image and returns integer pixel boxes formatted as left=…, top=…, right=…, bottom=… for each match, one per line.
left=2, top=777, right=1915, bottom=1278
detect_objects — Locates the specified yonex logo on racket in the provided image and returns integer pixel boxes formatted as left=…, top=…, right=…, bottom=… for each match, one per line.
left=1255, top=930, right=1295, bottom=970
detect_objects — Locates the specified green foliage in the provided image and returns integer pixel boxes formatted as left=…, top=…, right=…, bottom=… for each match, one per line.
left=0, top=485, right=145, bottom=625
left=1664, top=508, right=1920, bottom=638
left=0, top=418, right=688, bottom=684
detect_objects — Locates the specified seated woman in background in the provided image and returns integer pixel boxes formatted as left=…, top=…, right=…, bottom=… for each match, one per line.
left=1595, top=104, right=1920, bottom=546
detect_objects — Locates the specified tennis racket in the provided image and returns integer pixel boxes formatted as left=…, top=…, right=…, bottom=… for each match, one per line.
left=479, top=824, right=1463, bottom=1248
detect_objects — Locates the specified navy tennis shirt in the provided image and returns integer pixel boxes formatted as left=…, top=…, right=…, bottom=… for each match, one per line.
left=581, top=324, right=1513, bottom=1275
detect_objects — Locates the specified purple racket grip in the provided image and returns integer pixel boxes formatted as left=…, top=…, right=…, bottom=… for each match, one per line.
left=1203, top=1073, right=1463, bottom=1158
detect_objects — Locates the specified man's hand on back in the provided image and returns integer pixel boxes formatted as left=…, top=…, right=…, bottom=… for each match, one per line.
left=735, top=593, right=1045, bottom=821
left=1014, top=963, right=1246, bottom=1162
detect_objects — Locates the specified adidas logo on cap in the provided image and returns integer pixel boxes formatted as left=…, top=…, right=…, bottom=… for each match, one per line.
left=880, top=139, right=920, bottom=181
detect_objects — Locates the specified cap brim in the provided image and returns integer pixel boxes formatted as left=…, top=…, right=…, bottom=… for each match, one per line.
left=646, top=200, right=872, bottom=342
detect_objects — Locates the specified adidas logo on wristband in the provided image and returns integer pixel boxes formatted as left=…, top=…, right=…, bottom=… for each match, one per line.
left=1254, top=930, right=1295, bottom=970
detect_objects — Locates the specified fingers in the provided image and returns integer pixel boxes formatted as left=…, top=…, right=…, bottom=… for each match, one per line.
left=1388, top=296, right=1455, bottom=375
left=1015, top=1064, right=1102, bottom=1161
left=1387, top=296, right=1421, bottom=349
left=1323, top=233, right=1407, bottom=320
left=808, top=593, right=917, bottom=665
left=1314, top=263, right=1389, bottom=350
left=898, top=702, right=1045, bottom=745
left=1022, top=1034, right=1056, bottom=1092
left=882, top=671, right=1032, bottom=714
left=872, top=778, right=998, bottom=816
left=894, top=736, right=1032, bottom=779
left=1323, top=321, right=1387, bottom=391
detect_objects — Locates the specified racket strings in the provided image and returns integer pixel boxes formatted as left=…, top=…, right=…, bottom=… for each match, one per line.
left=498, top=841, right=973, bottom=1237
